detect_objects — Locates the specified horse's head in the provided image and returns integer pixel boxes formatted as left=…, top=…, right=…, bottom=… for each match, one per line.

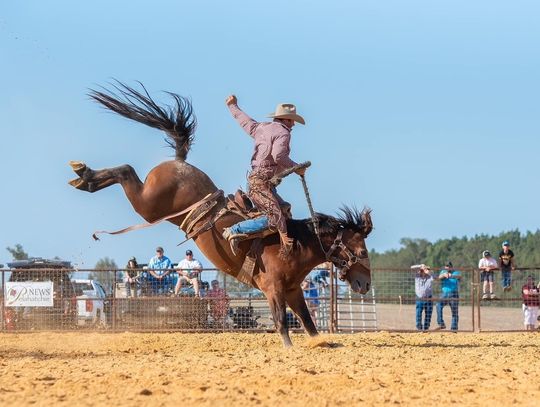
left=321, top=207, right=373, bottom=294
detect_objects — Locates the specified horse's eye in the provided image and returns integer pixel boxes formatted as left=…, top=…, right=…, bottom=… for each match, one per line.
left=360, top=249, right=367, bottom=256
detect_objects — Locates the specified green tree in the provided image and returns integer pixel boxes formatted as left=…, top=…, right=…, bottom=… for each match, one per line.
left=6, top=244, right=29, bottom=260
left=89, top=257, right=118, bottom=294
left=372, top=229, right=540, bottom=269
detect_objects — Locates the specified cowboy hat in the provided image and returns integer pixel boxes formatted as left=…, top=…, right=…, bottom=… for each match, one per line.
left=267, top=103, right=305, bottom=125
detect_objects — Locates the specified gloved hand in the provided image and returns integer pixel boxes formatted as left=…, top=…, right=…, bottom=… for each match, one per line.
left=225, top=95, right=237, bottom=106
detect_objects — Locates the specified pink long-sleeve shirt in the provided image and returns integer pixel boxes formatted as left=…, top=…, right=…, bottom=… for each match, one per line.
left=228, top=104, right=297, bottom=176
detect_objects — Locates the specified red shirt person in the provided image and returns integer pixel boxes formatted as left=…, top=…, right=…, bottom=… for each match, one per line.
left=521, top=276, right=540, bottom=330
left=207, top=280, right=230, bottom=324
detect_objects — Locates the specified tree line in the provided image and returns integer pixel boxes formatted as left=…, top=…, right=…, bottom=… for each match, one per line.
left=370, top=229, right=540, bottom=269
left=7, top=227, right=540, bottom=276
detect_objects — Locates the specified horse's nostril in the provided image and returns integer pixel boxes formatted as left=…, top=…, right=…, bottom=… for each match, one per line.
left=366, top=282, right=370, bottom=291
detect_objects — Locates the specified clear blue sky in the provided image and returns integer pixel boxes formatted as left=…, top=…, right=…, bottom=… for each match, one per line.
left=1, top=0, right=539, bottom=268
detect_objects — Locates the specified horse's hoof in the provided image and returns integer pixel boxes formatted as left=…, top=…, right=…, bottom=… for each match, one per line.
left=68, top=177, right=88, bottom=190
left=69, top=160, right=87, bottom=176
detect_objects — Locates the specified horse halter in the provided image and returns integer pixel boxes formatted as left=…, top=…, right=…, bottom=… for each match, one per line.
left=323, top=229, right=369, bottom=281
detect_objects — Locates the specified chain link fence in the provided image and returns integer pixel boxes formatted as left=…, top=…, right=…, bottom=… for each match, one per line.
left=1, top=265, right=538, bottom=333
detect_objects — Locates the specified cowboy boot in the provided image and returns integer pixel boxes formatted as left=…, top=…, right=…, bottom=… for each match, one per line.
left=222, top=228, right=243, bottom=256
left=278, top=232, right=294, bottom=260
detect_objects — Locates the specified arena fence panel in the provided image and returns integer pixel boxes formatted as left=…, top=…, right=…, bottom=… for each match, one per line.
left=1, top=265, right=538, bottom=333
left=475, top=267, right=540, bottom=332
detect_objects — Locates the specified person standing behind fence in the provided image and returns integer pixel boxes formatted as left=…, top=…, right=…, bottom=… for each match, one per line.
left=207, top=280, right=230, bottom=325
left=301, top=276, right=319, bottom=326
left=147, top=247, right=174, bottom=296
left=175, top=249, right=203, bottom=298
left=436, top=261, right=461, bottom=331
left=499, top=241, right=515, bottom=292
left=124, top=256, right=140, bottom=298
left=479, top=250, right=498, bottom=300
left=411, top=264, right=433, bottom=331
left=521, top=275, right=539, bottom=330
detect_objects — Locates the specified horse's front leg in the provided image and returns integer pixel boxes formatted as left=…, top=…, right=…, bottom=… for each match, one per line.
left=285, top=287, right=319, bottom=337
left=264, top=287, right=293, bottom=347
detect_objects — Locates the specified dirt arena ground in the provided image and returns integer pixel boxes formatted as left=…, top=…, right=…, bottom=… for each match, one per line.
left=1, top=332, right=540, bottom=406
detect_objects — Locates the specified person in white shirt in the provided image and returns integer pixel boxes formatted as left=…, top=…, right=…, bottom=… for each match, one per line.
left=175, top=249, right=203, bottom=297
left=479, top=250, right=498, bottom=300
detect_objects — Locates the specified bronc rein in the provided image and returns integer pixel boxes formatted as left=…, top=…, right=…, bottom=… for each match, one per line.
left=272, top=162, right=369, bottom=281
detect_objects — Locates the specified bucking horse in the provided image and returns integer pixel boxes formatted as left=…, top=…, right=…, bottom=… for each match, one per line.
left=68, top=81, right=373, bottom=346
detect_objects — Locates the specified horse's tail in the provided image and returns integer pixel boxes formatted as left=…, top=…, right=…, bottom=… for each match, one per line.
left=89, top=80, right=196, bottom=161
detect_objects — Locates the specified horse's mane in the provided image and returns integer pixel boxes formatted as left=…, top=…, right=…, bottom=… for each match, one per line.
left=89, top=80, right=196, bottom=161
left=288, top=206, right=373, bottom=244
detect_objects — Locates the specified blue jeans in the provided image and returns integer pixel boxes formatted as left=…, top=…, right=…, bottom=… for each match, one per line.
left=229, top=216, right=269, bottom=235
left=125, top=281, right=139, bottom=298
left=502, top=269, right=512, bottom=288
left=437, top=292, right=459, bottom=330
left=416, top=297, right=433, bottom=330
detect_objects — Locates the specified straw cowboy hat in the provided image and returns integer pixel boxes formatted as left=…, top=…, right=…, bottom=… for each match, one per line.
left=267, top=103, right=305, bottom=125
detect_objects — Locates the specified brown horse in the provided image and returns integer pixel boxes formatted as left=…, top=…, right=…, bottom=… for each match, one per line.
left=69, top=82, right=373, bottom=346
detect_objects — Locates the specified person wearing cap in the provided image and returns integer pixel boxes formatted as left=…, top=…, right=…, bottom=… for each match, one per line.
left=147, top=247, right=174, bottom=296
left=124, top=256, right=140, bottom=298
left=521, top=275, right=540, bottom=330
left=411, top=264, right=434, bottom=331
left=478, top=250, right=498, bottom=300
left=222, top=95, right=306, bottom=258
left=436, top=261, right=461, bottom=331
left=498, top=241, right=515, bottom=292
left=175, top=249, right=203, bottom=297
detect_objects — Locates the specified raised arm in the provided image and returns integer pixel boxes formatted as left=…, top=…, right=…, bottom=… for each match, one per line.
left=226, top=95, right=259, bottom=137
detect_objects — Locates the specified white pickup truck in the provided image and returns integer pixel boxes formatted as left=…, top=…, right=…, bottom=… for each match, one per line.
left=73, top=279, right=108, bottom=327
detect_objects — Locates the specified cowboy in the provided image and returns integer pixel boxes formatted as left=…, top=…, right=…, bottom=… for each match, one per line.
left=222, top=95, right=306, bottom=258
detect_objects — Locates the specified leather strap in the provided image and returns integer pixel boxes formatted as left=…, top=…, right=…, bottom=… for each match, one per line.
left=92, top=189, right=223, bottom=240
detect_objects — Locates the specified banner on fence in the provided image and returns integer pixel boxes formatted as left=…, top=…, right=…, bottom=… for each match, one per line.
left=4, top=281, right=54, bottom=307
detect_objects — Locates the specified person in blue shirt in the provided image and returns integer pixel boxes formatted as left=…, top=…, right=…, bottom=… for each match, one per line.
left=313, top=267, right=330, bottom=289
left=436, top=261, right=461, bottom=331
left=147, top=246, right=174, bottom=296
left=301, top=276, right=320, bottom=326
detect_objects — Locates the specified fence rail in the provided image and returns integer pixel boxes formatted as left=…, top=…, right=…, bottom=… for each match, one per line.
left=1, top=266, right=539, bottom=333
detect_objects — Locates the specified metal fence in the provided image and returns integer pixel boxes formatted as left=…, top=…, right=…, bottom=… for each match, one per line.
left=1, top=266, right=539, bottom=333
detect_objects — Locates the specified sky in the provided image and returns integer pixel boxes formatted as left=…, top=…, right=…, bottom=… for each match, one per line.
left=1, top=0, right=539, bottom=269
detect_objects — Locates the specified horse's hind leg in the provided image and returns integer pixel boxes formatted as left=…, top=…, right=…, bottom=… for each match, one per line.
left=285, top=287, right=318, bottom=337
left=68, top=161, right=142, bottom=194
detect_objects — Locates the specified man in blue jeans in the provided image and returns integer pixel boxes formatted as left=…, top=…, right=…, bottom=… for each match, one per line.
left=436, top=261, right=461, bottom=331
left=499, top=240, right=515, bottom=292
left=411, top=264, right=434, bottom=331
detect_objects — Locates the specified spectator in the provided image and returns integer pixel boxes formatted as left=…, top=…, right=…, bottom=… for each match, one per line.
left=521, top=275, right=539, bottom=330
left=313, top=266, right=330, bottom=290
left=411, top=264, right=433, bottom=331
left=175, top=249, right=203, bottom=297
left=436, top=261, right=461, bottom=331
left=499, top=240, right=515, bottom=292
left=124, top=256, right=140, bottom=298
left=200, top=281, right=210, bottom=297
left=207, top=279, right=230, bottom=325
left=301, top=276, right=320, bottom=326
left=479, top=250, right=498, bottom=300
left=147, top=246, right=174, bottom=296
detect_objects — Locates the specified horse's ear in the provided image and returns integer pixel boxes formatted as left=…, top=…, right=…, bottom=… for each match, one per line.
left=360, top=208, right=373, bottom=237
